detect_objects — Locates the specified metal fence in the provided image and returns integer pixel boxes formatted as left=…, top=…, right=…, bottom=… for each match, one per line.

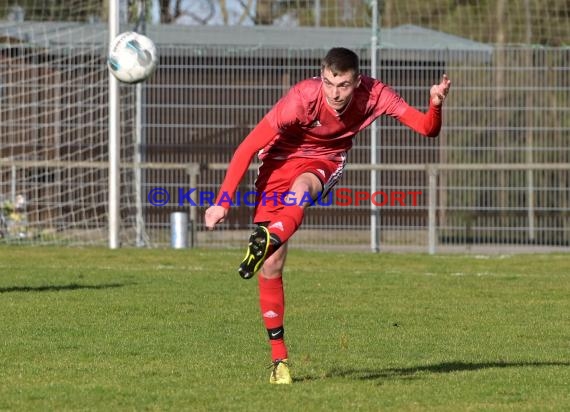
left=1, top=25, right=569, bottom=253
left=141, top=44, right=570, bottom=253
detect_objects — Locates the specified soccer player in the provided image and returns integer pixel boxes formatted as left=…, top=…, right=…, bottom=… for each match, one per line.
left=204, top=47, right=451, bottom=384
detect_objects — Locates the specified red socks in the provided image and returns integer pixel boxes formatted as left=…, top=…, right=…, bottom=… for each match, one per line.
left=257, top=206, right=303, bottom=361
left=258, top=275, right=287, bottom=361
left=267, top=204, right=304, bottom=246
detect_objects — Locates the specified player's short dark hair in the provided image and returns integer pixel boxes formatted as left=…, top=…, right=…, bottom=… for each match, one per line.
left=321, top=47, right=360, bottom=78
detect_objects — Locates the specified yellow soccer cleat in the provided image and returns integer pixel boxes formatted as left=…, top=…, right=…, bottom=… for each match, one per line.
left=269, top=359, right=292, bottom=385
left=238, top=225, right=271, bottom=280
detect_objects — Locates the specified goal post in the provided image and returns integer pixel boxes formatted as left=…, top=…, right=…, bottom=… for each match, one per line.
left=108, top=0, right=120, bottom=249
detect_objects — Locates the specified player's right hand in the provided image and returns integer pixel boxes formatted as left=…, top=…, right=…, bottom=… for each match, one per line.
left=204, top=205, right=228, bottom=230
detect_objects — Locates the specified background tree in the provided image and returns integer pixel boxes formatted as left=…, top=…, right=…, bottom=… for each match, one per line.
left=1, top=1, right=568, bottom=45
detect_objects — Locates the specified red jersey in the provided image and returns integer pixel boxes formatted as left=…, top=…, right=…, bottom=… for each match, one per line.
left=262, top=76, right=410, bottom=162
left=215, top=75, right=442, bottom=207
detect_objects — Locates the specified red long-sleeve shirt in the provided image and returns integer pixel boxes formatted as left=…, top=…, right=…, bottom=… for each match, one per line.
left=215, top=76, right=441, bottom=207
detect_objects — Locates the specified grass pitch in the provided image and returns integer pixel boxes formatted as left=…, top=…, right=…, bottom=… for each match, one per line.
left=0, top=247, right=569, bottom=411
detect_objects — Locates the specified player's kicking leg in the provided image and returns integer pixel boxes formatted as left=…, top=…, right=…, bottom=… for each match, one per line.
left=238, top=225, right=273, bottom=279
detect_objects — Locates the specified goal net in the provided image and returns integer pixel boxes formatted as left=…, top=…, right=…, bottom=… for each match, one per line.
left=0, top=1, right=143, bottom=245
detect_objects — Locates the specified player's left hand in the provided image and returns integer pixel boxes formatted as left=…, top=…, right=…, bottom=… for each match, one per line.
left=430, top=74, right=451, bottom=106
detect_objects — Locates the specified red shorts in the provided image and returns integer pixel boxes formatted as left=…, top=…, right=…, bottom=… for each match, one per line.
left=253, top=156, right=346, bottom=223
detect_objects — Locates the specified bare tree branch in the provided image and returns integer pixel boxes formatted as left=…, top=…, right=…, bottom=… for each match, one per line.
left=237, top=0, right=256, bottom=24
left=185, top=0, right=215, bottom=25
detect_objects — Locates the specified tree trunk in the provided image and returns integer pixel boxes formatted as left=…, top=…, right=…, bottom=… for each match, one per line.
left=255, top=0, right=273, bottom=25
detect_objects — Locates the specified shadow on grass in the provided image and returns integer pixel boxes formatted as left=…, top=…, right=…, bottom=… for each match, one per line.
left=0, top=283, right=129, bottom=293
left=294, top=360, right=570, bottom=383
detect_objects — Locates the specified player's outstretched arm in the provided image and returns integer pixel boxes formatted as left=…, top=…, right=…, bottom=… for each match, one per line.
left=396, top=73, right=451, bottom=137
left=430, top=74, right=451, bottom=106
left=205, top=205, right=228, bottom=230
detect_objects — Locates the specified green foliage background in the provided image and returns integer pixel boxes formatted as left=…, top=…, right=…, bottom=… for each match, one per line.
left=2, top=1, right=568, bottom=45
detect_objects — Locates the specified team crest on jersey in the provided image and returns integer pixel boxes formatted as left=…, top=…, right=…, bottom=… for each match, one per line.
left=308, top=119, right=322, bottom=128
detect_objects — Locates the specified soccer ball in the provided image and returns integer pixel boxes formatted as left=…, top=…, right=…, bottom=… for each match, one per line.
left=107, top=31, right=158, bottom=84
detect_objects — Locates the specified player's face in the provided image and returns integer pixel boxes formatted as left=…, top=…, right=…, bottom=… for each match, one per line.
left=321, top=68, right=360, bottom=112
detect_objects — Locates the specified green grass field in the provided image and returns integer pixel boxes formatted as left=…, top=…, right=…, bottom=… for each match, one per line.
left=0, top=247, right=568, bottom=411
